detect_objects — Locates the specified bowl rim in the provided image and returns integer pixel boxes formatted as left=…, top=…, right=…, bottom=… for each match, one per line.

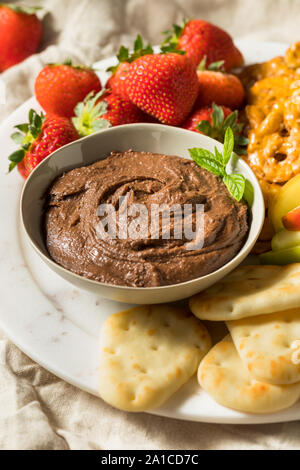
left=20, top=122, right=265, bottom=292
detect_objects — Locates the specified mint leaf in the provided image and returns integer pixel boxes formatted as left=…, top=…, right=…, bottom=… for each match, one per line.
left=189, top=148, right=224, bottom=176
left=189, top=126, right=253, bottom=204
left=214, top=146, right=224, bottom=163
left=223, top=174, right=245, bottom=202
left=189, top=148, right=215, bottom=161
left=243, top=179, right=254, bottom=207
left=223, top=126, right=234, bottom=165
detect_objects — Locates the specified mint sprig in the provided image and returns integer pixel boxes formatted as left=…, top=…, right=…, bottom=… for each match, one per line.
left=189, top=127, right=252, bottom=204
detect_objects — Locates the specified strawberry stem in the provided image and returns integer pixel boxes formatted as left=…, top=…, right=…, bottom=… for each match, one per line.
left=160, top=19, right=188, bottom=54
left=196, top=103, right=249, bottom=155
left=1, top=3, right=42, bottom=15
left=107, top=35, right=154, bottom=73
left=8, top=109, right=44, bottom=172
left=197, top=56, right=225, bottom=72
left=72, top=91, right=111, bottom=137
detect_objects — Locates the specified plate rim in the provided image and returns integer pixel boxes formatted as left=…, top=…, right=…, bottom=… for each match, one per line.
left=1, top=39, right=299, bottom=425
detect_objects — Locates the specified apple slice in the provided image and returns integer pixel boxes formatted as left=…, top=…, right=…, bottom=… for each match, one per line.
left=272, top=229, right=300, bottom=251
left=269, top=174, right=300, bottom=232
left=260, top=246, right=300, bottom=265
left=282, top=205, right=300, bottom=231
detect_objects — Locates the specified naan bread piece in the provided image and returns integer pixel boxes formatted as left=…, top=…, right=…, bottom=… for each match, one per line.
left=190, top=264, right=300, bottom=321
left=198, top=336, right=300, bottom=414
left=227, top=308, right=300, bottom=385
left=98, top=304, right=211, bottom=412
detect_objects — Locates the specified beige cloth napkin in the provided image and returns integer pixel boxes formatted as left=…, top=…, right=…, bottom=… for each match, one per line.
left=1, top=0, right=300, bottom=450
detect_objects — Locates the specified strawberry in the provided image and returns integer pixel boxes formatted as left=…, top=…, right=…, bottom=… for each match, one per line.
left=34, top=60, right=102, bottom=118
left=195, top=60, right=245, bottom=109
left=124, top=53, right=199, bottom=126
left=72, top=90, right=149, bottom=137
left=8, top=110, right=79, bottom=179
left=0, top=4, right=42, bottom=72
left=106, top=35, right=153, bottom=100
left=182, top=103, right=249, bottom=155
left=161, top=19, right=244, bottom=71
left=106, top=62, right=130, bottom=100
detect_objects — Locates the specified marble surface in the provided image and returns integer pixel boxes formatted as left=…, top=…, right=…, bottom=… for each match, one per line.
left=1, top=40, right=300, bottom=424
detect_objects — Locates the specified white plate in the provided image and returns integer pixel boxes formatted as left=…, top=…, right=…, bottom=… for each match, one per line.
left=0, top=39, right=297, bottom=424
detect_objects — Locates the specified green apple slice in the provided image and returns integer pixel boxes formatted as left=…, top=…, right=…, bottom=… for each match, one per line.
left=272, top=229, right=300, bottom=252
left=260, top=246, right=300, bottom=265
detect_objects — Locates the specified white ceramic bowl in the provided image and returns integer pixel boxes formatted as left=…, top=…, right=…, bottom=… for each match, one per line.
left=20, top=123, right=264, bottom=304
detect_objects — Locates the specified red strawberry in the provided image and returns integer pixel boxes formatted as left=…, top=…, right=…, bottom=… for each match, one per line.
left=182, top=103, right=249, bottom=155
left=34, top=60, right=102, bottom=118
left=195, top=63, right=245, bottom=109
left=0, top=4, right=42, bottom=72
left=106, top=62, right=130, bottom=100
left=106, top=35, right=153, bottom=100
left=8, top=110, right=79, bottom=179
left=161, top=19, right=244, bottom=71
left=72, top=90, right=149, bottom=137
left=124, top=53, right=199, bottom=126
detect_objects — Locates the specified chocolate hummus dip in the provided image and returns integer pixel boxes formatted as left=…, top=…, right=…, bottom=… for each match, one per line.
left=44, top=151, right=249, bottom=287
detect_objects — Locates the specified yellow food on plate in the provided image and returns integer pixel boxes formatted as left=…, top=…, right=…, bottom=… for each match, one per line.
left=98, top=304, right=211, bottom=412
left=239, top=41, right=300, bottom=252
left=260, top=246, right=300, bottom=265
left=272, top=229, right=300, bottom=251
left=241, top=43, right=300, bottom=210
left=198, top=336, right=300, bottom=414
left=227, top=308, right=300, bottom=385
left=269, top=174, right=300, bottom=233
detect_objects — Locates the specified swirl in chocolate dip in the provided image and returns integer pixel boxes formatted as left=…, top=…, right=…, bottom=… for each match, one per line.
left=44, top=151, right=249, bottom=287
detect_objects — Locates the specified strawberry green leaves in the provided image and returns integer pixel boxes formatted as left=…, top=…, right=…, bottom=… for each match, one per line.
left=8, top=109, right=44, bottom=172
left=72, top=90, right=111, bottom=137
left=160, top=20, right=187, bottom=54
left=189, top=127, right=253, bottom=204
left=8, top=150, right=25, bottom=172
left=107, top=35, right=154, bottom=73
left=197, top=56, right=225, bottom=72
left=196, top=103, right=249, bottom=156
left=3, top=4, right=42, bottom=15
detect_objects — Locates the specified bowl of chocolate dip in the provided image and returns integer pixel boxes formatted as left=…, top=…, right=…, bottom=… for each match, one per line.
left=20, top=124, right=264, bottom=304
